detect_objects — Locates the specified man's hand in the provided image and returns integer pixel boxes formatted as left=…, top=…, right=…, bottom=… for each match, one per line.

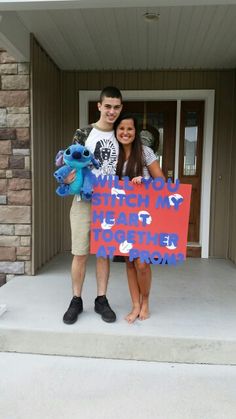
left=64, top=169, right=76, bottom=184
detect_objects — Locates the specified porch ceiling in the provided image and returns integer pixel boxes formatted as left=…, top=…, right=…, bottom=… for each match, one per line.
left=1, top=1, right=236, bottom=70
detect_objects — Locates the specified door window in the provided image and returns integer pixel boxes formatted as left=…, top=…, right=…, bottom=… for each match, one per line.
left=183, top=111, right=198, bottom=176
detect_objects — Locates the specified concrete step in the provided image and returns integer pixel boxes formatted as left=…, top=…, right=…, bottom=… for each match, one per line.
left=0, top=253, right=236, bottom=365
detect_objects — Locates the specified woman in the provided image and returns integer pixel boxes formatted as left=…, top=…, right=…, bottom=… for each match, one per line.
left=114, top=113, right=165, bottom=323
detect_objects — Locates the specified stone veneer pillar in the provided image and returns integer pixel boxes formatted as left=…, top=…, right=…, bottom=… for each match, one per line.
left=0, top=48, right=31, bottom=286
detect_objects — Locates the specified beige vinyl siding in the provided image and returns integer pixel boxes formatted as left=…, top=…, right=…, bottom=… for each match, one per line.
left=61, top=70, right=236, bottom=260
left=31, top=36, right=62, bottom=274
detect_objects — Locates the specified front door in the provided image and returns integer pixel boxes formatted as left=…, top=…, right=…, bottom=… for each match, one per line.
left=89, top=100, right=204, bottom=256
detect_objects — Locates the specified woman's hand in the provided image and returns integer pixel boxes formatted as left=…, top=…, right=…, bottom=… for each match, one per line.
left=131, top=176, right=143, bottom=184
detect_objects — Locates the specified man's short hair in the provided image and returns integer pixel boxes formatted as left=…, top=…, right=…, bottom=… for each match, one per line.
left=99, top=86, right=122, bottom=103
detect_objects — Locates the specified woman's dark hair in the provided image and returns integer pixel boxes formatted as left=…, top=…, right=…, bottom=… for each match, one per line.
left=114, top=113, right=144, bottom=179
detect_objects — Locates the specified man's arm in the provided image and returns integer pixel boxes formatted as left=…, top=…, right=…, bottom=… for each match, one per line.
left=73, top=126, right=92, bottom=145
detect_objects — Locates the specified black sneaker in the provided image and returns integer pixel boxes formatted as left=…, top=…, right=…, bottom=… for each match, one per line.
left=63, top=296, right=83, bottom=324
left=94, top=295, right=116, bottom=323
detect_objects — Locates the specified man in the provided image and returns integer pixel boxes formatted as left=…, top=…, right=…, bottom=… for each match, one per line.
left=63, top=86, right=123, bottom=325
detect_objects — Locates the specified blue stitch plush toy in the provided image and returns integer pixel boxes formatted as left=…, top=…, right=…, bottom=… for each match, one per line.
left=54, top=144, right=100, bottom=200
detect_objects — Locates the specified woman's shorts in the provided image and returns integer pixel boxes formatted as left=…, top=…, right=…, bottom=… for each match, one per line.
left=70, top=197, right=91, bottom=255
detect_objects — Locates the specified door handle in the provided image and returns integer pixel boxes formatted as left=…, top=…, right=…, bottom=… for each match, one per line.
left=167, top=170, right=173, bottom=179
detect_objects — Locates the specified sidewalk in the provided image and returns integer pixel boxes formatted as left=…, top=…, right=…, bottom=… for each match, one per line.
left=0, top=352, right=236, bottom=419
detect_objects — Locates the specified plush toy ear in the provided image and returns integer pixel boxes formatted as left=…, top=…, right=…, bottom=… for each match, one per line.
left=55, top=150, right=64, bottom=167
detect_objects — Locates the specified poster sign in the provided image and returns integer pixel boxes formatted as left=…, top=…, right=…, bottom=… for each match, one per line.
left=90, top=176, right=192, bottom=265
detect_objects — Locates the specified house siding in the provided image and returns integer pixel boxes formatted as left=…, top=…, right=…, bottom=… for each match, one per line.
left=228, top=70, right=236, bottom=263
left=31, top=36, right=62, bottom=274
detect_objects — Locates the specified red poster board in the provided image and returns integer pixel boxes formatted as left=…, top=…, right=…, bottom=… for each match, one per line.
left=90, top=177, right=192, bottom=265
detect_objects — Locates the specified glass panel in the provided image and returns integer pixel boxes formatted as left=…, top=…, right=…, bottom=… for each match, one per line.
left=183, top=111, right=198, bottom=176
left=133, top=112, right=164, bottom=168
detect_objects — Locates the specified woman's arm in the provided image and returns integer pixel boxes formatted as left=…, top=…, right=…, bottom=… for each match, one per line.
left=147, top=160, right=165, bottom=180
left=131, top=161, right=165, bottom=184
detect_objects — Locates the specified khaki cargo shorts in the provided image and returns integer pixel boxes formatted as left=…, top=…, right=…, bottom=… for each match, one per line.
left=70, top=196, right=91, bottom=255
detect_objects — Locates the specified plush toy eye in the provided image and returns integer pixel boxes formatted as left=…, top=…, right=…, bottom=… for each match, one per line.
left=83, top=149, right=90, bottom=157
left=65, top=148, right=71, bottom=155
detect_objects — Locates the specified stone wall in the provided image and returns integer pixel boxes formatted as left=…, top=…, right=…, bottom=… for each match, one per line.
left=0, top=49, right=31, bottom=285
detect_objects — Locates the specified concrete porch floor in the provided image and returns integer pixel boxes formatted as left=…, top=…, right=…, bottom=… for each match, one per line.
left=0, top=253, right=236, bottom=365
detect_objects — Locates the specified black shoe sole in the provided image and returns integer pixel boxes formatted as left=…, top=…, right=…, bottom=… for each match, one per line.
left=63, top=316, right=78, bottom=325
